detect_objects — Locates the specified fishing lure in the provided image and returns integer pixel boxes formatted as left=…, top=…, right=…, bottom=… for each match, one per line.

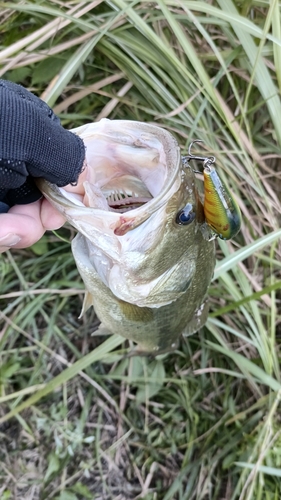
left=184, top=141, right=241, bottom=240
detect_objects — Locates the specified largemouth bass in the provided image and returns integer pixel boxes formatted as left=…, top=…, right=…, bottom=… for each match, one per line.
left=38, top=119, right=215, bottom=353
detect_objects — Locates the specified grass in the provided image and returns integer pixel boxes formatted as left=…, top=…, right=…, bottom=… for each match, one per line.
left=1, top=1, right=281, bottom=498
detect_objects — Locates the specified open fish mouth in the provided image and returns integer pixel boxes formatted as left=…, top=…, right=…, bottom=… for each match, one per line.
left=38, top=119, right=182, bottom=245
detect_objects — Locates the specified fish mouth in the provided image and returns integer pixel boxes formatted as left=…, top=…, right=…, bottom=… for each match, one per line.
left=39, top=119, right=182, bottom=235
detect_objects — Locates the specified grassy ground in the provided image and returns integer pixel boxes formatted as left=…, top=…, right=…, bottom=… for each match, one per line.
left=1, top=1, right=281, bottom=499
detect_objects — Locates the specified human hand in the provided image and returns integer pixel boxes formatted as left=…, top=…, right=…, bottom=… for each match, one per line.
left=0, top=168, right=88, bottom=253
left=0, top=80, right=85, bottom=253
left=0, top=199, right=67, bottom=252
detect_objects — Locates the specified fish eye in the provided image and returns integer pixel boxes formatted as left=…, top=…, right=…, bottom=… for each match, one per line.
left=176, top=203, right=196, bottom=225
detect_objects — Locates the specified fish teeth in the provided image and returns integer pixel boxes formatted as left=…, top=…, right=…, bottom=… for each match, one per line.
left=107, top=189, right=133, bottom=203
left=116, top=190, right=123, bottom=200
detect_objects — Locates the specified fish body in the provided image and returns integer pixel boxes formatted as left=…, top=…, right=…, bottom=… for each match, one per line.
left=38, top=119, right=215, bottom=353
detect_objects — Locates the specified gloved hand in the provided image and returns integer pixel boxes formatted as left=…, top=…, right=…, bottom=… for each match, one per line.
left=0, top=79, right=85, bottom=213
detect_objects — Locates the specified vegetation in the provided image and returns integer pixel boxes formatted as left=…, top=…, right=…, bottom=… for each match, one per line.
left=1, top=1, right=281, bottom=498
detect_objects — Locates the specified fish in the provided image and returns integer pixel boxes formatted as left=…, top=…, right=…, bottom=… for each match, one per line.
left=37, top=119, right=216, bottom=353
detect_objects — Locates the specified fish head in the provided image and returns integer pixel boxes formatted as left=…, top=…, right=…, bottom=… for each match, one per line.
left=38, top=119, right=210, bottom=310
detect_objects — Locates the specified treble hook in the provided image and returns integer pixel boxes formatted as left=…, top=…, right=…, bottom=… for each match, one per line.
left=183, top=140, right=216, bottom=169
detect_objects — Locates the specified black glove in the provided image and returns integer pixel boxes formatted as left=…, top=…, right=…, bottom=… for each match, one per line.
left=0, top=79, right=85, bottom=213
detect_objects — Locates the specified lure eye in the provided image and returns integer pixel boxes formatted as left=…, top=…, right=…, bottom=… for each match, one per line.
left=176, top=203, right=196, bottom=225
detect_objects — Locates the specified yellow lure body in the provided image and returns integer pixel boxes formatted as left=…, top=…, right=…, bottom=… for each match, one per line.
left=203, top=165, right=241, bottom=240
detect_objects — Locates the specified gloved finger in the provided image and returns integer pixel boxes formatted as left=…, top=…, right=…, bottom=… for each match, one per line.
left=0, top=80, right=60, bottom=122
left=0, top=201, right=10, bottom=213
left=0, top=159, right=28, bottom=189
left=0, top=177, right=42, bottom=213
left=0, top=159, right=30, bottom=213
left=0, top=80, right=85, bottom=187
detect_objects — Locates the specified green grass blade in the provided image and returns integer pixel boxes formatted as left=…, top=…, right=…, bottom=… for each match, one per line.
left=214, top=229, right=281, bottom=280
